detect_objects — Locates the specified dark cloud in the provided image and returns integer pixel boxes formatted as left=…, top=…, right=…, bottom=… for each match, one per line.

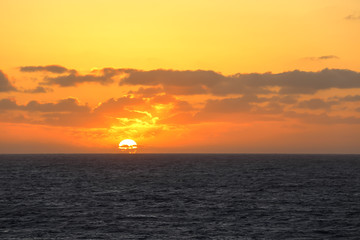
left=0, top=70, right=17, bottom=92
left=305, top=55, right=339, bottom=61
left=150, top=94, right=176, bottom=105
left=197, top=94, right=289, bottom=117
left=270, top=69, right=360, bottom=94
left=43, top=73, right=112, bottom=87
left=42, top=68, right=121, bottom=87
left=25, top=98, right=90, bottom=113
left=0, top=98, right=18, bottom=110
left=20, top=65, right=69, bottom=74
left=120, top=68, right=360, bottom=95
left=337, top=95, right=360, bottom=102
left=23, top=86, right=50, bottom=93
left=0, top=98, right=90, bottom=113
left=270, top=95, right=298, bottom=104
left=18, top=67, right=360, bottom=95
left=128, top=87, right=164, bottom=97
left=120, top=69, right=224, bottom=95
left=37, top=112, right=98, bottom=127
left=201, top=97, right=253, bottom=113
left=120, top=69, right=222, bottom=86
left=297, top=98, right=338, bottom=110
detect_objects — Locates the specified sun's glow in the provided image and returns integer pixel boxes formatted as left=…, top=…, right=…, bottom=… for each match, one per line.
left=119, top=139, right=138, bottom=151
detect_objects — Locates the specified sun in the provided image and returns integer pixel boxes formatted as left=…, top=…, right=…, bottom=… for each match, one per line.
left=119, top=139, right=138, bottom=153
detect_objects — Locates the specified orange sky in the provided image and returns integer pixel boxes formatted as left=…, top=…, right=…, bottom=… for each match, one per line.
left=1, top=0, right=360, bottom=153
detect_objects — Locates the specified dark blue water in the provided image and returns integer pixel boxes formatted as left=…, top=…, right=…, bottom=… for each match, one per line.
left=1, top=154, right=360, bottom=239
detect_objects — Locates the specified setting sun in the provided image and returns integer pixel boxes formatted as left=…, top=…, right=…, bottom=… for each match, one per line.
left=119, top=139, right=138, bottom=153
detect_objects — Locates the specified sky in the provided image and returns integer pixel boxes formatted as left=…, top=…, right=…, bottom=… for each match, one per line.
left=1, top=0, right=360, bottom=153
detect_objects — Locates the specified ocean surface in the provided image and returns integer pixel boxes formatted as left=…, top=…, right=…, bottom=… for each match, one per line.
left=1, top=154, right=360, bottom=239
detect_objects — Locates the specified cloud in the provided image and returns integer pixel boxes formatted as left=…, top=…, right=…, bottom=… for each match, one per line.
left=285, top=111, right=360, bottom=125
left=94, top=96, right=146, bottom=115
left=269, top=69, right=360, bottom=94
left=25, top=98, right=90, bottom=112
left=0, top=70, right=17, bottom=92
left=201, top=96, right=255, bottom=113
left=0, top=98, right=18, bottom=110
left=297, top=98, right=338, bottom=110
left=128, top=87, right=164, bottom=97
left=43, top=73, right=111, bottom=87
left=335, top=95, right=360, bottom=102
left=23, top=86, right=50, bottom=93
left=120, top=69, right=224, bottom=95
left=16, top=67, right=360, bottom=95
left=0, top=98, right=100, bottom=127
left=0, top=97, right=90, bottom=113
left=20, top=65, right=69, bottom=74
left=42, top=68, right=120, bottom=87
left=345, top=14, right=360, bottom=20
left=305, top=55, right=339, bottom=61
left=120, top=68, right=360, bottom=95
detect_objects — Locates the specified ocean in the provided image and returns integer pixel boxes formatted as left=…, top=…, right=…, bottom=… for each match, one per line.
left=0, top=154, right=359, bottom=239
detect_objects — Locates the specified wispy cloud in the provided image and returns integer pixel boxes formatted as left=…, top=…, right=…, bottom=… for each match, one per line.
left=304, top=55, right=339, bottom=61
left=20, top=65, right=69, bottom=74
left=345, top=14, right=360, bottom=20
left=41, top=68, right=123, bottom=87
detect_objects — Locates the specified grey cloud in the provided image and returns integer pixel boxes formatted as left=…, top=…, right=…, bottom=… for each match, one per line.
left=210, top=73, right=273, bottom=96
left=337, top=95, right=360, bottom=102
left=202, top=97, right=253, bottom=113
left=271, top=69, right=360, bottom=94
left=0, top=99, right=18, bottom=110
left=0, top=70, right=17, bottom=92
left=25, top=98, right=90, bottom=112
left=20, top=66, right=130, bottom=87
left=20, top=65, right=69, bottom=74
left=23, top=86, right=50, bottom=93
left=305, top=55, right=339, bottom=61
left=120, top=68, right=360, bottom=96
left=0, top=98, right=90, bottom=113
left=43, top=71, right=116, bottom=87
left=128, top=87, right=164, bottom=97
left=120, top=69, right=222, bottom=86
left=270, top=95, right=298, bottom=104
left=38, top=112, right=97, bottom=127
left=121, top=69, right=271, bottom=95
left=297, top=98, right=338, bottom=110
left=120, top=69, right=224, bottom=95
left=255, top=102, right=284, bottom=114
left=199, top=94, right=289, bottom=116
